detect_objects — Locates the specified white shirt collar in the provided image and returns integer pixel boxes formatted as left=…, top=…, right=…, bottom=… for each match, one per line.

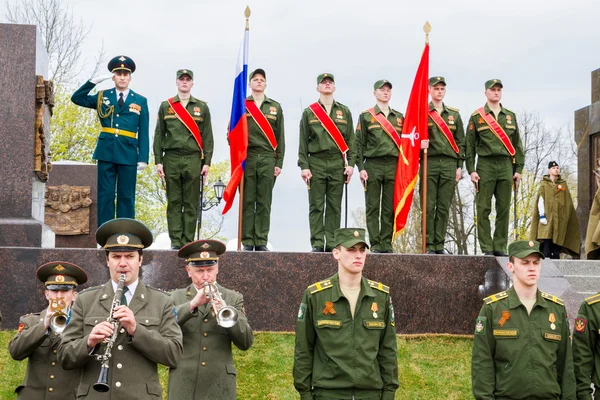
left=111, top=278, right=138, bottom=304
left=115, top=88, right=130, bottom=101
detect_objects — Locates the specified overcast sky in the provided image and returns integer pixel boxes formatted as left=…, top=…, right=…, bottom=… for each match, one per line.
left=2, top=0, right=598, bottom=251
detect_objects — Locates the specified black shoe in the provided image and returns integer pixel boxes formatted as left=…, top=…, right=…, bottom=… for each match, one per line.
left=371, top=249, right=381, bottom=253
left=484, top=251, right=494, bottom=256
left=381, top=250, right=394, bottom=254
left=254, top=245, right=269, bottom=251
left=171, top=245, right=181, bottom=250
left=436, top=250, right=450, bottom=255
left=494, top=251, right=508, bottom=257
left=426, top=250, right=436, bottom=254
left=311, top=247, right=324, bottom=252
left=242, top=245, right=254, bottom=251
left=325, top=247, right=334, bottom=252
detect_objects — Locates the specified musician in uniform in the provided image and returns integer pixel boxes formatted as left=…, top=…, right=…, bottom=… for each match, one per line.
left=9, top=261, right=87, bottom=399
left=57, top=218, right=183, bottom=399
left=168, top=239, right=253, bottom=399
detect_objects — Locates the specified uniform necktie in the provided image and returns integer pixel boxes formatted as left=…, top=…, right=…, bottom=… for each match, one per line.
left=121, top=286, right=129, bottom=306
left=118, top=92, right=124, bottom=107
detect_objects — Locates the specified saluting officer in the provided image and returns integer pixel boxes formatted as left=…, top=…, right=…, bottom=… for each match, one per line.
left=293, top=228, right=399, bottom=399
left=9, top=261, right=87, bottom=399
left=71, top=55, right=150, bottom=227
left=168, top=239, right=254, bottom=399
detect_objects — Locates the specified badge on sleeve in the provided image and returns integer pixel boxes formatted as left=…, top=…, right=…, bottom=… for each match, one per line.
left=297, top=303, right=307, bottom=321
left=575, top=317, right=587, bottom=334
left=475, top=317, right=486, bottom=334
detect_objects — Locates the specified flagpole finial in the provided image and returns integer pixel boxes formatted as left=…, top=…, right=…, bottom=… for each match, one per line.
left=245, top=6, right=251, bottom=30
left=423, top=21, right=431, bottom=44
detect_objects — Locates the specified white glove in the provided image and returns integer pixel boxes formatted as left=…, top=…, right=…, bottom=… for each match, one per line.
left=540, top=216, right=548, bottom=225
left=137, top=162, right=148, bottom=171
left=537, top=197, right=545, bottom=217
left=90, top=74, right=113, bottom=85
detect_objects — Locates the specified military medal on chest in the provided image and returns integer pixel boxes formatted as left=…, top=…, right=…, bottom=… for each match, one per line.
left=336, top=110, right=343, bottom=119
left=193, top=106, right=201, bottom=116
left=448, top=115, right=455, bottom=125
left=506, top=115, right=512, bottom=124
left=549, top=313, right=556, bottom=330
left=371, top=302, right=379, bottom=318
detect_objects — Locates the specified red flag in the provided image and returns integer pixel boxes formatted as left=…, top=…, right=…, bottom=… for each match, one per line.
left=393, top=43, right=429, bottom=238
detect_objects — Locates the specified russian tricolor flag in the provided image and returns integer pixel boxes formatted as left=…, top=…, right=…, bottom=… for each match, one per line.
left=222, top=27, right=249, bottom=214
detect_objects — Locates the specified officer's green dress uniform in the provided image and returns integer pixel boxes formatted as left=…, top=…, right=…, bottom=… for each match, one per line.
left=168, top=240, right=253, bottom=399
left=57, top=219, right=183, bottom=399
left=466, top=80, right=524, bottom=254
left=424, top=77, right=465, bottom=253
left=355, top=80, right=402, bottom=253
left=242, top=69, right=285, bottom=250
left=471, top=240, right=576, bottom=399
left=71, top=56, right=149, bottom=227
left=572, top=291, right=600, bottom=399
left=293, top=229, right=399, bottom=399
left=298, top=74, right=356, bottom=250
left=153, top=70, right=214, bottom=248
left=9, top=261, right=88, bottom=400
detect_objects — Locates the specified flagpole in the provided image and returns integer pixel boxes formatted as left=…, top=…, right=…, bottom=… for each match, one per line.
left=421, top=22, right=431, bottom=254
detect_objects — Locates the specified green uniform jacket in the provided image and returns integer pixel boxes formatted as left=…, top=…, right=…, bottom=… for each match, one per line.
left=427, top=102, right=465, bottom=167
left=246, top=95, right=285, bottom=168
left=293, top=274, right=399, bottom=400
left=585, top=188, right=600, bottom=259
left=153, top=95, right=214, bottom=166
left=355, top=105, right=402, bottom=171
left=465, top=104, right=524, bottom=174
left=167, top=283, right=253, bottom=400
left=572, top=293, right=600, bottom=399
left=9, top=310, right=79, bottom=399
left=530, top=175, right=581, bottom=255
left=298, top=100, right=355, bottom=170
left=471, top=287, right=576, bottom=399
left=57, top=281, right=183, bottom=399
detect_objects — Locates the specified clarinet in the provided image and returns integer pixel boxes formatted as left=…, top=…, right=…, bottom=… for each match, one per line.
left=93, top=273, right=126, bottom=392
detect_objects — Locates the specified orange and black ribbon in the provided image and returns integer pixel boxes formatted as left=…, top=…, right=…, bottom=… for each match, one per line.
left=323, top=301, right=336, bottom=315
left=498, top=310, right=510, bottom=327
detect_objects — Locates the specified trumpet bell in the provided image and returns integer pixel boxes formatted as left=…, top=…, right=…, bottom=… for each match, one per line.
left=217, top=306, right=238, bottom=328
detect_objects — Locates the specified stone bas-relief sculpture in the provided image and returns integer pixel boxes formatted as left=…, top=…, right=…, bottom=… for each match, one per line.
left=35, top=75, right=54, bottom=182
left=44, top=185, right=92, bottom=235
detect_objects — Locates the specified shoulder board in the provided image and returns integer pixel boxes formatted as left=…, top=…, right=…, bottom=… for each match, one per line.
left=131, top=91, right=146, bottom=101
left=541, top=292, right=564, bottom=306
left=483, top=291, right=508, bottom=304
left=361, top=109, right=371, bottom=115
left=147, top=286, right=168, bottom=294
left=335, top=101, right=348, bottom=109
left=391, top=108, right=403, bottom=116
left=503, top=107, right=514, bottom=114
left=307, top=279, right=333, bottom=294
left=368, top=280, right=390, bottom=294
left=585, top=293, right=600, bottom=305
left=79, top=285, right=102, bottom=295
left=23, top=312, right=41, bottom=317
left=196, top=99, right=208, bottom=104
left=471, top=110, right=480, bottom=117
left=266, top=98, right=281, bottom=106
left=446, top=106, right=460, bottom=112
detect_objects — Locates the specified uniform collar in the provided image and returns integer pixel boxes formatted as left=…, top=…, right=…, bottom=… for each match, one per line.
left=506, top=286, right=548, bottom=309
left=373, top=104, right=397, bottom=116
left=483, top=102, right=505, bottom=115
left=247, top=94, right=271, bottom=103
left=173, top=94, right=197, bottom=103
left=318, top=98, right=338, bottom=108
left=329, top=273, right=377, bottom=302
left=428, top=101, right=446, bottom=113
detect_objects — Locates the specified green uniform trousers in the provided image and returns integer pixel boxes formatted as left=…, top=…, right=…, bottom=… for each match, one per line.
left=424, top=156, right=457, bottom=252
left=242, top=149, right=276, bottom=247
left=364, top=156, right=396, bottom=252
left=308, top=153, right=345, bottom=249
left=476, top=156, right=513, bottom=253
left=97, top=161, right=137, bottom=226
left=164, top=152, right=202, bottom=247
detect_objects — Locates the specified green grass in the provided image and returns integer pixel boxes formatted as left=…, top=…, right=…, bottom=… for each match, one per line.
left=0, top=331, right=474, bottom=399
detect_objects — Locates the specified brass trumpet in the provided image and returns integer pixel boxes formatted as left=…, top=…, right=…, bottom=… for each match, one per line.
left=202, top=282, right=238, bottom=328
left=49, top=297, right=69, bottom=334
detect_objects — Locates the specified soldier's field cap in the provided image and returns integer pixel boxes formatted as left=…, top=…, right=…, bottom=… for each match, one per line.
left=374, top=79, right=392, bottom=90
left=178, top=240, right=226, bottom=267
left=317, top=73, right=335, bottom=84
left=429, top=76, right=446, bottom=86
left=548, top=161, right=559, bottom=169
left=176, top=69, right=194, bottom=80
left=485, top=79, right=503, bottom=89
left=334, top=228, right=369, bottom=249
left=37, top=261, right=88, bottom=290
left=96, top=218, right=153, bottom=251
left=108, top=55, right=136, bottom=74
left=508, top=240, right=545, bottom=259
left=249, top=68, right=266, bottom=80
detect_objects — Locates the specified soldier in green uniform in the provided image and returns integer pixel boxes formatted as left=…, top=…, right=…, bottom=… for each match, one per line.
left=471, top=240, right=576, bottom=399
left=168, top=239, right=254, bottom=399
left=242, top=68, right=285, bottom=251
left=530, top=161, right=581, bottom=259
left=424, top=76, right=465, bottom=254
left=71, top=55, right=149, bottom=227
left=9, top=261, right=87, bottom=399
left=58, top=218, right=183, bottom=399
left=298, top=74, right=356, bottom=252
left=585, top=187, right=600, bottom=260
left=293, top=228, right=399, bottom=399
left=466, top=79, right=525, bottom=256
left=355, top=80, right=403, bottom=253
left=154, top=69, right=214, bottom=249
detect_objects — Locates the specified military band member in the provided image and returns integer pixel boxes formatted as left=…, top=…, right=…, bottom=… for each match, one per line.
left=154, top=69, right=214, bottom=249
left=466, top=79, right=524, bottom=256
left=71, top=55, right=150, bottom=227
left=298, top=73, right=356, bottom=252
left=168, top=239, right=253, bottom=399
left=58, top=218, right=183, bottom=399
left=9, top=261, right=88, bottom=399
left=355, top=80, right=403, bottom=253
left=293, top=228, right=399, bottom=399
left=471, top=240, right=576, bottom=399
left=242, top=68, right=285, bottom=251
left=424, top=77, right=465, bottom=254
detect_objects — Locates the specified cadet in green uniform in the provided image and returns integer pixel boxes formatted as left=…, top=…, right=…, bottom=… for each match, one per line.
left=355, top=80, right=403, bottom=253
left=466, top=79, right=525, bottom=256
left=58, top=219, right=183, bottom=399
left=9, top=261, right=87, bottom=399
left=530, top=161, right=581, bottom=259
left=298, top=74, right=356, bottom=252
left=71, top=55, right=149, bottom=227
left=154, top=69, right=214, bottom=249
left=471, top=240, right=576, bottom=399
left=242, top=68, right=285, bottom=251
left=424, top=77, right=465, bottom=254
left=293, top=228, right=399, bottom=399
left=168, top=239, right=254, bottom=399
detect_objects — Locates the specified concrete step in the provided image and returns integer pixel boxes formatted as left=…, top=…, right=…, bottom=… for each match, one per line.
left=555, top=260, right=600, bottom=296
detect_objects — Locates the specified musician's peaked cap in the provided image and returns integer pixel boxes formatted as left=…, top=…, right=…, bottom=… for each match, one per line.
left=178, top=239, right=226, bottom=267
left=96, top=218, right=153, bottom=251
left=37, top=261, right=87, bottom=290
